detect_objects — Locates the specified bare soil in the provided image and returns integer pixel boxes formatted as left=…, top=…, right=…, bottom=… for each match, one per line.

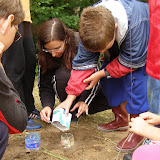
left=2, top=80, right=128, bottom=160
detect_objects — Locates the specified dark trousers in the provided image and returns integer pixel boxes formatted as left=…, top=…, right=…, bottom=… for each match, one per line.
left=0, top=121, right=8, bottom=160
left=53, top=68, right=110, bottom=115
left=2, top=22, right=36, bottom=114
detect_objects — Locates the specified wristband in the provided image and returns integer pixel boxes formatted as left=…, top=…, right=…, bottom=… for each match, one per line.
left=104, top=67, right=112, bottom=79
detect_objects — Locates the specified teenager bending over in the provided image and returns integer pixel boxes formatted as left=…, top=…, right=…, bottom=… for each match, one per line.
left=37, top=18, right=110, bottom=123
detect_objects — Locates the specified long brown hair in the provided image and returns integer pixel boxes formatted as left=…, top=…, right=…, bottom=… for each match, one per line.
left=37, top=18, right=75, bottom=74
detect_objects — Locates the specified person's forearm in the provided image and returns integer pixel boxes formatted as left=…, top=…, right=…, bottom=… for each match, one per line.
left=66, top=95, right=77, bottom=105
left=100, top=68, right=107, bottom=78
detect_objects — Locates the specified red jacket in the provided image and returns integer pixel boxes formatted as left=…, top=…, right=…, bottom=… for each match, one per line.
left=66, top=58, right=135, bottom=96
left=146, top=0, right=160, bottom=80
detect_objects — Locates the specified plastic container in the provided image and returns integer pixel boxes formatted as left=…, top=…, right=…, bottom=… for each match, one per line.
left=51, top=108, right=72, bottom=132
left=61, top=133, right=74, bottom=148
left=25, top=132, right=40, bottom=151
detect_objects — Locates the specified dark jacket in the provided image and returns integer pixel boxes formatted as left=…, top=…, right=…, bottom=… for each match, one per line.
left=0, top=65, right=27, bottom=134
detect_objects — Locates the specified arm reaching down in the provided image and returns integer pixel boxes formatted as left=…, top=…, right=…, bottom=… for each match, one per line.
left=55, top=69, right=95, bottom=115
left=55, top=95, right=77, bottom=116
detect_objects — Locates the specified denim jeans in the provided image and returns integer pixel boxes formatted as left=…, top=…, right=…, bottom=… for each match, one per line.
left=0, top=121, right=8, bottom=160
left=147, top=76, right=160, bottom=115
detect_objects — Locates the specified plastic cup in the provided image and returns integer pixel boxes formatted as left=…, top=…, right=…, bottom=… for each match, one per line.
left=61, top=133, right=74, bottom=148
left=25, top=132, right=40, bottom=151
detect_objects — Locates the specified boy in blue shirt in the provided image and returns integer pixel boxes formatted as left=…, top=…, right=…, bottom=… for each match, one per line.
left=56, top=0, right=150, bottom=152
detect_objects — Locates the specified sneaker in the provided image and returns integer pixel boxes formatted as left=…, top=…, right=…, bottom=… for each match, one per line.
left=26, top=118, right=41, bottom=130
left=71, top=114, right=78, bottom=123
left=123, top=153, right=133, bottom=160
left=28, top=109, right=40, bottom=119
left=143, top=138, right=152, bottom=145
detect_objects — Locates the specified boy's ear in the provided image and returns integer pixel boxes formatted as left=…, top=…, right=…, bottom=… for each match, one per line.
left=1, top=14, right=14, bottom=35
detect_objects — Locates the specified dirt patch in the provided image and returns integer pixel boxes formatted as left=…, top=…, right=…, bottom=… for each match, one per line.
left=2, top=80, right=128, bottom=160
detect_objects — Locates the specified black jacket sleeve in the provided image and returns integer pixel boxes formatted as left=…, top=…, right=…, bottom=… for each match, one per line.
left=38, top=67, right=55, bottom=109
left=0, top=65, right=27, bottom=133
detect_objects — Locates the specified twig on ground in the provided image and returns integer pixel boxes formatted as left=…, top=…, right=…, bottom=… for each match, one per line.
left=43, top=147, right=69, bottom=160
left=92, top=135, right=117, bottom=145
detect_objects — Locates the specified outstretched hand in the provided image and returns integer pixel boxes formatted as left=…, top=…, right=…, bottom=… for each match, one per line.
left=83, top=71, right=102, bottom=90
left=55, top=99, right=72, bottom=116
left=129, top=117, right=150, bottom=136
left=129, top=112, right=160, bottom=140
left=40, top=106, right=52, bottom=123
left=70, top=101, right=89, bottom=118
left=54, top=95, right=76, bottom=116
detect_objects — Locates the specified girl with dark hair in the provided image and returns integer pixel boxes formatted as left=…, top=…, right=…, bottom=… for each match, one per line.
left=38, top=18, right=110, bottom=123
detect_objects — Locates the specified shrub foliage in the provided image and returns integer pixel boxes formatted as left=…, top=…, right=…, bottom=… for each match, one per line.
left=30, top=0, right=98, bottom=30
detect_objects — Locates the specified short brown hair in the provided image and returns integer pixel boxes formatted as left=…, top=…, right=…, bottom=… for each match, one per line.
left=0, top=0, right=25, bottom=25
left=79, top=6, right=115, bottom=51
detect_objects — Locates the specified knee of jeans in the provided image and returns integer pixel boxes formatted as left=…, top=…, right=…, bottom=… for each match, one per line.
left=0, top=122, right=9, bottom=143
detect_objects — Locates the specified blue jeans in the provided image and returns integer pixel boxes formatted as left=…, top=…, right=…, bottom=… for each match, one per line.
left=148, top=76, right=160, bottom=114
left=0, top=121, right=8, bottom=160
